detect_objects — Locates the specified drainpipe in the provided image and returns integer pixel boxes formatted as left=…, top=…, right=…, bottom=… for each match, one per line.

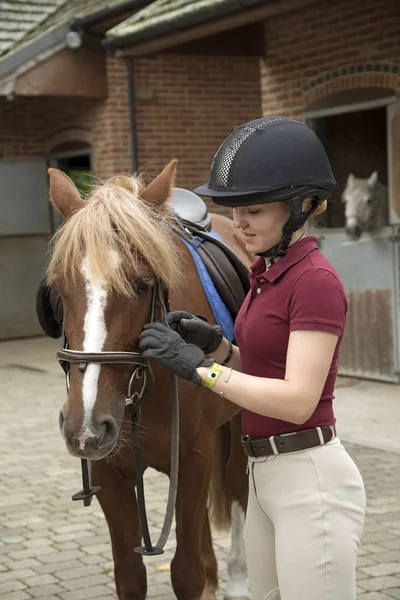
left=126, top=57, right=138, bottom=173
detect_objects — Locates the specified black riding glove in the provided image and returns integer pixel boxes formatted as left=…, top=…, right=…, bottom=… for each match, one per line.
left=138, top=322, right=214, bottom=388
left=36, top=279, right=63, bottom=339
left=166, top=311, right=223, bottom=354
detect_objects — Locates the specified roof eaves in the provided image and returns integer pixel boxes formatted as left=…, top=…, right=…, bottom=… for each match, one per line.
left=0, top=0, right=156, bottom=83
left=0, top=40, right=66, bottom=97
left=103, top=0, right=268, bottom=50
left=70, top=0, right=156, bottom=31
left=0, top=22, right=70, bottom=80
left=103, top=0, right=240, bottom=49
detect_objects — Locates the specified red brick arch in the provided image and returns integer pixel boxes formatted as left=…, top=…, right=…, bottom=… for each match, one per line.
left=46, top=127, right=92, bottom=154
left=304, top=64, right=400, bottom=106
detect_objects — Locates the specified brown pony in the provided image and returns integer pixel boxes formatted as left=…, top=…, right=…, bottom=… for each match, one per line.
left=46, top=161, right=253, bottom=600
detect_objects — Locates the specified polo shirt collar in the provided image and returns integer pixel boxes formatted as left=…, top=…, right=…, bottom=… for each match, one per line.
left=250, top=236, right=319, bottom=282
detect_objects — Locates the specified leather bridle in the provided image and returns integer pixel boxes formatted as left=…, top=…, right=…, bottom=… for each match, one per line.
left=57, top=276, right=179, bottom=556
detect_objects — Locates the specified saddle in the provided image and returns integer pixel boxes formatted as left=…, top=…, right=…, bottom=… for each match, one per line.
left=170, top=190, right=250, bottom=318
left=169, top=188, right=212, bottom=232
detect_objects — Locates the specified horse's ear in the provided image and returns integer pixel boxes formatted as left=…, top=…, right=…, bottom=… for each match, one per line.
left=141, top=160, right=178, bottom=205
left=368, top=171, right=378, bottom=187
left=347, top=173, right=355, bottom=185
left=48, top=168, right=86, bottom=217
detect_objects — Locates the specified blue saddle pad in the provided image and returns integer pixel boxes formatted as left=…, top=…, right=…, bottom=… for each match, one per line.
left=182, top=231, right=235, bottom=342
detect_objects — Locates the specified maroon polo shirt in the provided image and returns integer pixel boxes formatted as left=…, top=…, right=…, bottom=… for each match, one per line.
left=234, top=236, right=348, bottom=438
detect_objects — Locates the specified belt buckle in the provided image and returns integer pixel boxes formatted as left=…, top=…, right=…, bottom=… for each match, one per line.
left=269, top=435, right=279, bottom=455
left=316, top=426, right=325, bottom=445
left=241, top=435, right=255, bottom=458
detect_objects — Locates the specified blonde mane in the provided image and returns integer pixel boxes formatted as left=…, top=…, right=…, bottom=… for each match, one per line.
left=47, top=175, right=184, bottom=297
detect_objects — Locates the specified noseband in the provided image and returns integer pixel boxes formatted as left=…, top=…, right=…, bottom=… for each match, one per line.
left=57, top=277, right=179, bottom=556
left=57, top=278, right=165, bottom=401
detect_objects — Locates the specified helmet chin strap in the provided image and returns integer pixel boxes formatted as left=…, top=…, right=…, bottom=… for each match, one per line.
left=255, top=196, right=318, bottom=258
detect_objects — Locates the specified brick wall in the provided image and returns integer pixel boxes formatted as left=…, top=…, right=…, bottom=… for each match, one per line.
left=91, top=57, right=132, bottom=180
left=0, top=75, right=130, bottom=179
left=0, top=97, right=47, bottom=156
left=0, top=57, right=131, bottom=180
left=0, top=53, right=261, bottom=218
left=0, top=96, right=101, bottom=157
left=134, top=54, right=262, bottom=215
left=261, top=0, right=400, bottom=117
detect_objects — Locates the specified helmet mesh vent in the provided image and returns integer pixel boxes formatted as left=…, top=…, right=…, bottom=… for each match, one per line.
left=209, top=117, right=291, bottom=192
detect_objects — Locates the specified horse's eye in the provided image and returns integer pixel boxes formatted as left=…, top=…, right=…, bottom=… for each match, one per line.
left=132, top=277, right=152, bottom=295
left=366, top=198, right=374, bottom=205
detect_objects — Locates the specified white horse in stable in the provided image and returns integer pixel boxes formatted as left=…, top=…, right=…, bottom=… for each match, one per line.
left=342, top=171, right=388, bottom=240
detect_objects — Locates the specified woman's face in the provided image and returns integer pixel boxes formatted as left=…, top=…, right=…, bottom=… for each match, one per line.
left=232, top=201, right=290, bottom=254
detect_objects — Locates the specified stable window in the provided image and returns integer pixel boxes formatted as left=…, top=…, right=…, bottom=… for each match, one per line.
left=303, top=89, right=400, bottom=229
left=48, top=142, right=92, bottom=232
left=303, top=90, right=400, bottom=383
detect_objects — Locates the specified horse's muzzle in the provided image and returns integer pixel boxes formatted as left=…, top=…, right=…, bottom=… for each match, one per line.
left=59, top=408, right=120, bottom=460
left=345, top=222, right=363, bottom=240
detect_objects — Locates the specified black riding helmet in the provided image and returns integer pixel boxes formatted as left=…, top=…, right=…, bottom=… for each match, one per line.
left=195, top=116, right=336, bottom=257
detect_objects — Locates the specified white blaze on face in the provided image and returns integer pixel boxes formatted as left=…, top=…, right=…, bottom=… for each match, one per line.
left=80, top=256, right=108, bottom=429
left=346, top=215, right=359, bottom=228
left=78, top=427, right=96, bottom=450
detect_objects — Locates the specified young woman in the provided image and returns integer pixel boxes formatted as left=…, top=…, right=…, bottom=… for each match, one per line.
left=139, top=117, right=366, bottom=600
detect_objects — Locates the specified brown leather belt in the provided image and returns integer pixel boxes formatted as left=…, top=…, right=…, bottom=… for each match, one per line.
left=241, top=425, right=335, bottom=458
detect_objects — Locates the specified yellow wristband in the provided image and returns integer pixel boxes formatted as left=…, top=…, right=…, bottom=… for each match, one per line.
left=202, top=363, right=222, bottom=390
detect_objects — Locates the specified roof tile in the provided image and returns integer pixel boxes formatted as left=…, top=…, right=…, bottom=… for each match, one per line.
left=0, top=0, right=134, bottom=58
left=0, top=0, right=66, bottom=56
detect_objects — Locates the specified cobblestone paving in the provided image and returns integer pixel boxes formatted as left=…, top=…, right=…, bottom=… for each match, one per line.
left=1, top=362, right=400, bottom=599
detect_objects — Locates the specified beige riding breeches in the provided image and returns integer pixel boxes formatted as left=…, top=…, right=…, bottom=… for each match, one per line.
left=244, top=438, right=366, bottom=600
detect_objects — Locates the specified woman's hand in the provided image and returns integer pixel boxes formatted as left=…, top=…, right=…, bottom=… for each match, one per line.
left=166, top=311, right=223, bottom=353
left=139, top=322, right=214, bottom=388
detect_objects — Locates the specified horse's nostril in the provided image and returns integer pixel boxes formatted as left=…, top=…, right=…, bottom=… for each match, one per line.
left=59, top=409, right=65, bottom=431
left=97, top=416, right=119, bottom=447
